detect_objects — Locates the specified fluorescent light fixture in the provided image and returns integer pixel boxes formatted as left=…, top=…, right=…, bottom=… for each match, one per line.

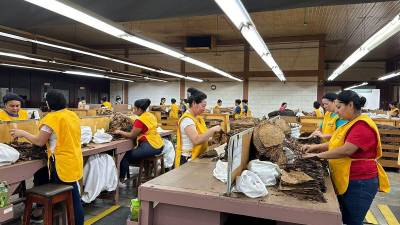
left=25, top=0, right=126, bottom=37
left=1, top=63, right=62, bottom=73
left=111, top=59, right=158, bottom=72
left=0, top=32, right=31, bottom=42
left=185, top=76, right=204, bottom=82
left=51, top=60, right=106, bottom=72
left=0, top=51, right=47, bottom=62
left=344, top=82, right=368, bottom=90
left=107, top=77, right=134, bottom=82
left=157, top=70, right=185, bottom=79
left=111, top=71, right=142, bottom=78
left=214, top=0, right=285, bottom=81
left=63, top=70, right=105, bottom=78
left=120, top=35, right=184, bottom=59
left=328, top=14, right=400, bottom=80
left=378, top=71, right=400, bottom=81
left=144, top=76, right=168, bottom=82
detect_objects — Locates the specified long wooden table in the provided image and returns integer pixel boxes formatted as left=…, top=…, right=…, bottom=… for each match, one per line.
left=137, top=159, right=341, bottom=225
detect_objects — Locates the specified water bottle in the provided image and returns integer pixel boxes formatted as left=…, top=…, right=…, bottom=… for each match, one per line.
left=0, top=182, right=9, bottom=208
left=130, top=198, right=140, bottom=221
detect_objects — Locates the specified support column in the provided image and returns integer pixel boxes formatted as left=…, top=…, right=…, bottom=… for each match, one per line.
left=317, top=38, right=326, bottom=100
left=243, top=44, right=250, bottom=99
left=180, top=61, right=186, bottom=99
left=123, top=47, right=129, bottom=104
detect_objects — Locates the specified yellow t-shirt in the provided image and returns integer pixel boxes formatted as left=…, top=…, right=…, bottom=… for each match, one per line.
left=102, top=101, right=112, bottom=110
left=0, top=109, right=29, bottom=121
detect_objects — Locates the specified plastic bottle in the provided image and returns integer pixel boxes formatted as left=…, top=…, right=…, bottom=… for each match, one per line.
left=130, top=198, right=140, bottom=221
left=0, top=182, right=9, bottom=208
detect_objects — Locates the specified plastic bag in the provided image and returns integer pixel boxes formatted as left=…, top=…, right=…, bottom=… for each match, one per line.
left=93, top=129, right=113, bottom=144
left=81, top=126, right=93, bottom=145
left=236, top=170, right=268, bottom=198
left=162, top=139, right=175, bottom=168
left=213, top=160, right=228, bottom=183
left=247, top=160, right=280, bottom=186
left=0, top=143, right=20, bottom=166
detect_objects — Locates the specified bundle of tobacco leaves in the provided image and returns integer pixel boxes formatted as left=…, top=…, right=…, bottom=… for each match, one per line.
left=107, top=112, right=133, bottom=140
left=9, top=142, right=47, bottom=162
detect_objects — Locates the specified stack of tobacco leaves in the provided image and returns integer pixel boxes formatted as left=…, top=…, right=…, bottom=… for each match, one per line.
left=96, top=108, right=113, bottom=115
left=9, top=142, right=47, bottom=162
left=230, top=118, right=258, bottom=130
left=107, top=112, right=133, bottom=140
left=297, top=132, right=321, bottom=144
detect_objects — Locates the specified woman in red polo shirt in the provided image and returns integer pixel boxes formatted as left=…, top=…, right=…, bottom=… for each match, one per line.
left=302, top=90, right=389, bottom=225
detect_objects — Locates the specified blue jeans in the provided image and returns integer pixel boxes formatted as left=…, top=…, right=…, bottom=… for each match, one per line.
left=337, top=177, right=378, bottom=225
left=179, top=155, right=191, bottom=166
left=49, top=157, right=84, bottom=225
left=120, top=141, right=163, bottom=179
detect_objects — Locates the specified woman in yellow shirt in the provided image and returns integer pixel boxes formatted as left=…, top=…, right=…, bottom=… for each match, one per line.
left=101, top=96, right=112, bottom=110
left=312, top=101, right=323, bottom=118
left=389, top=102, right=399, bottom=117
left=10, top=90, right=84, bottom=225
left=115, top=99, right=164, bottom=185
left=0, top=93, right=28, bottom=121
left=169, top=98, right=179, bottom=119
left=213, top=99, right=222, bottom=114
left=175, top=88, right=221, bottom=167
left=303, top=90, right=389, bottom=225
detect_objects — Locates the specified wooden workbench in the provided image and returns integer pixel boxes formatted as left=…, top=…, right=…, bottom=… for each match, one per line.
left=137, top=159, right=341, bottom=225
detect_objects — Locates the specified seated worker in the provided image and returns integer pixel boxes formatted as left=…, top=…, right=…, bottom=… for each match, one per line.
left=115, top=99, right=164, bottom=185
left=77, top=96, right=86, bottom=109
left=175, top=88, right=221, bottom=167
left=241, top=99, right=252, bottom=118
left=389, top=102, right=399, bottom=117
left=0, top=93, right=28, bottom=121
left=101, top=96, right=112, bottom=110
left=233, top=99, right=242, bottom=119
left=169, top=98, right=179, bottom=119
left=10, top=90, right=84, bottom=225
left=213, top=99, right=222, bottom=114
left=312, top=101, right=324, bottom=118
left=279, top=102, right=287, bottom=113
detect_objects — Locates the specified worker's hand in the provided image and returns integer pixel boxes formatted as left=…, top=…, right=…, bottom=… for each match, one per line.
left=211, top=125, right=221, bottom=133
left=114, top=130, right=123, bottom=135
left=10, top=129, right=28, bottom=138
left=311, top=131, right=323, bottom=138
left=302, top=153, right=319, bottom=159
left=301, top=144, right=318, bottom=153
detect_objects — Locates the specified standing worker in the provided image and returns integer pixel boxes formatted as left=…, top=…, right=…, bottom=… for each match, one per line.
left=302, top=90, right=389, bottom=225
left=233, top=99, right=242, bottom=119
left=175, top=88, right=221, bottom=167
left=115, top=99, right=164, bottom=184
left=312, top=101, right=324, bottom=118
left=241, top=99, right=252, bottom=118
left=213, top=99, right=222, bottom=114
left=311, top=93, right=347, bottom=141
left=10, top=90, right=84, bottom=225
left=101, top=96, right=112, bottom=110
left=169, top=98, right=179, bottom=119
left=0, top=93, right=28, bottom=121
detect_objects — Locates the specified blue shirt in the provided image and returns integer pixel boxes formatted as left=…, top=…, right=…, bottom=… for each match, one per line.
left=234, top=106, right=241, bottom=114
left=320, top=112, right=348, bottom=129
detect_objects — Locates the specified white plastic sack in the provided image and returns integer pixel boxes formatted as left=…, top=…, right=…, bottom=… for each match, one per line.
left=162, top=139, right=175, bottom=168
left=92, top=129, right=113, bottom=144
left=213, top=160, right=228, bottom=183
left=82, top=154, right=118, bottom=203
left=0, top=143, right=20, bottom=166
left=247, top=160, right=280, bottom=186
left=236, top=170, right=268, bottom=198
left=81, top=126, right=93, bottom=145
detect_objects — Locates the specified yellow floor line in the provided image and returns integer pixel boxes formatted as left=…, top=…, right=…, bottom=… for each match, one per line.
left=84, top=205, right=121, bottom=225
left=365, top=210, right=379, bottom=225
left=378, top=204, right=400, bottom=225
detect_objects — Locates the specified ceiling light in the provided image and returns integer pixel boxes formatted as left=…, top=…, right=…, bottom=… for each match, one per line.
left=144, top=76, right=168, bottom=82
left=0, top=51, right=47, bottom=62
left=1, top=63, right=62, bottom=72
left=328, top=14, right=400, bottom=80
left=63, top=70, right=105, bottom=78
left=111, top=71, right=142, bottom=78
left=344, top=82, right=368, bottom=90
left=51, top=60, right=106, bottom=72
left=0, top=32, right=31, bottom=42
left=120, top=35, right=184, bottom=59
left=158, top=70, right=185, bottom=79
left=185, top=76, right=204, bottom=82
left=214, top=0, right=285, bottom=81
left=107, top=77, right=134, bottom=82
left=378, top=71, right=400, bottom=81
left=111, top=59, right=158, bottom=72
left=25, top=0, right=126, bottom=37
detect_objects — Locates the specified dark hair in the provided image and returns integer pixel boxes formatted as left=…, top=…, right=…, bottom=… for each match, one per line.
left=161, top=97, right=166, bottom=101
left=187, top=88, right=207, bottom=107
left=116, top=96, right=121, bottom=100
left=101, top=96, right=107, bottom=102
left=80, top=96, right=85, bottom=100
left=3, top=93, right=23, bottom=105
left=313, top=101, right=321, bottom=109
left=134, top=99, right=151, bottom=111
left=46, top=90, right=67, bottom=111
left=281, top=102, right=287, bottom=107
left=171, top=98, right=176, bottom=104
left=242, top=99, right=248, bottom=104
left=322, top=93, right=338, bottom=102
left=183, top=99, right=188, bottom=103
left=235, top=99, right=241, bottom=104
left=337, top=90, right=366, bottom=111
left=217, top=99, right=222, bottom=104
left=390, top=102, right=397, bottom=106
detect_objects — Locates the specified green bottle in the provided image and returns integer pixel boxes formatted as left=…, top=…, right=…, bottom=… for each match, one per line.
left=130, top=198, right=140, bottom=221
left=0, top=182, right=9, bottom=208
